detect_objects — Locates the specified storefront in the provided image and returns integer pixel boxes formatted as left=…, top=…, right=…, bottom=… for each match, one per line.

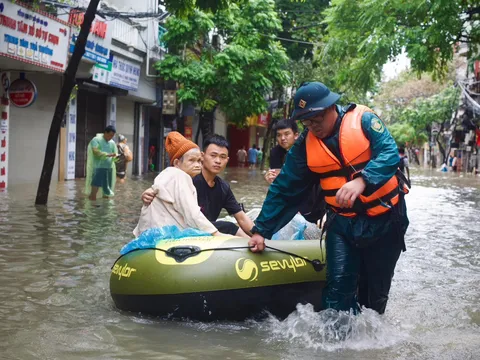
left=0, top=2, right=162, bottom=187
left=227, top=112, right=270, bottom=167
left=0, top=1, right=70, bottom=187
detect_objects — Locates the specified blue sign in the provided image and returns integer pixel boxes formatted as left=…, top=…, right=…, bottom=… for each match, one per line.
left=68, top=18, right=112, bottom=65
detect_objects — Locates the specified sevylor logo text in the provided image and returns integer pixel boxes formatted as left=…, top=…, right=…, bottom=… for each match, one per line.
left=111, top=263, right=136, bottom=280
left=235, top=256, right=307, bottom=281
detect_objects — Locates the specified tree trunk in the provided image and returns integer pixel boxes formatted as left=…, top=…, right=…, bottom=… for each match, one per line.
left=260, top=116, right=276, bottom=171
left=444, top=107, right=460, bottom=169
left=409, top=147, right=420, bottom=166
left=199, top=110, right=214, bottom=144
left=436, top=121, right=447, bottom=164
left=194, top=117, right=201, bottom=144
left=175, top=115, right=185, bottom=135
left=35, top=0, right=100, bottom=205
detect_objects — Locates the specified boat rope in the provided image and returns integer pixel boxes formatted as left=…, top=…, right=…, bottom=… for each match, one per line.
left=111, top=243, right=325, bottom=272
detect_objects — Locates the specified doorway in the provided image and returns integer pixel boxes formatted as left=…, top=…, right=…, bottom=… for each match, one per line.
left=75, top=90, right=107, bottom=178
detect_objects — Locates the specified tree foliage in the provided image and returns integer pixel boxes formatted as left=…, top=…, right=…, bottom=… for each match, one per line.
left=373, top=61, right=458, bottom=123
left=285, top=57, right=373, bottom=110
left=388, top=122, right=428, bottom=148
left=322, top=0, right=480, bottom=94
left=159, top=0, right=236, bottom=17
left=274, top=0, right=329, bottom=60
left=156, top=0, right=290, bottom=125
left=387, top=86, right=460, bottom=157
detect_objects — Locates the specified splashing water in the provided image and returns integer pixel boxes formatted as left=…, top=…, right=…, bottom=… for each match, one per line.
left=259, top=303, right=409, bottom=352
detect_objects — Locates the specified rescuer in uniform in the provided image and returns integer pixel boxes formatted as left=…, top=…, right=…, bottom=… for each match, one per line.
left=249, top=82, right=409, bottom=314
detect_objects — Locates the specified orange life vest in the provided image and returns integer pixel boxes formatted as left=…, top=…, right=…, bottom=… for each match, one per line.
left=306, top=105, right=401, bottom=217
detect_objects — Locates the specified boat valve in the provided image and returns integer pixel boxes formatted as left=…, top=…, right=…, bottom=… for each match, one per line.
left=166, top=246, right=202, bottom=263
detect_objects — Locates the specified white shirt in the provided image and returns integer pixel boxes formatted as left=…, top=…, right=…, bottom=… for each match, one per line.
left=133, top=167, right=217, bottom=237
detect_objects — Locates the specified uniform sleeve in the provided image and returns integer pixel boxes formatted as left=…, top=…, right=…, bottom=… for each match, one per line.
left=360, top=112, right=400, bottom=187
left=223, top=184, right=242, bottom=215
left=269, top=147, right=284, bottom=169
left=173, top=173, right=218, bottom=234
left=253, top=131, right=318, bottom=239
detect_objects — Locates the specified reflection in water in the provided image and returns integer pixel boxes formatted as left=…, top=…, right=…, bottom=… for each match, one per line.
left=1, top=168, right=480, bottom=359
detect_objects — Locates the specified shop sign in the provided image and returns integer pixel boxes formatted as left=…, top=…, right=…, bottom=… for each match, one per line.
left=109, top=56, right=140, bottom=91
left=246, top=113, right=269, bottom=127
left=92, top=55, right=140, bottom=91
left=65, top=10, right=112, bottom=65
left=8, top=76, right=37, bottom=107
left=184, top=126, right=192, bottom=140
left=0, top=2, right=70, bottom=72
left=258, top=112, right=269, bottom=127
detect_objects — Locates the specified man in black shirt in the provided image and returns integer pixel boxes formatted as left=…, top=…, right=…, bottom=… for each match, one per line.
left=142, top=135, right=254, bottom=237
left=265, top=119, right=325, bottom=224
left=264, top=119, right=300, bottom=183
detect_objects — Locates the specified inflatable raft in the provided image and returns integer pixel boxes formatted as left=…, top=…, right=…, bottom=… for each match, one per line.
left=110, top=235, right=326, bottom=321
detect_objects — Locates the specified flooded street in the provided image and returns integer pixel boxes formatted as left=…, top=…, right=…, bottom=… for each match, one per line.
left=1, top=168, right=479, bottom=359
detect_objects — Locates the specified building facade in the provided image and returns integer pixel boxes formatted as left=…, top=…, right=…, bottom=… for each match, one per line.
left=0, top=0, right=166, bottom=189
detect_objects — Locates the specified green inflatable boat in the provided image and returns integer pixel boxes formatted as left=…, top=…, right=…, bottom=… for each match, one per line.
left=110, top=235, right=326, bottom=321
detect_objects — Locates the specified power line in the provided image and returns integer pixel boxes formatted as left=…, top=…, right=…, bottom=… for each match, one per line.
left=288, top=22, right=324, bottom=31
left=41, top=0, right=167, bottom=20
left=260, top=34, right=315, bottom=45
left=41, top=1, right=316, bottom=46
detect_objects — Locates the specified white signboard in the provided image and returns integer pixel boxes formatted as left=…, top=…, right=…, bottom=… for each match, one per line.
left=0, top=72, right=9, bottom=189
left=0, top=2, right=70, bottom=72
left=65, top=94, right=77, bottom=180
left=107, top=96, right=116, bottom=128
left=92, top=55, right=141, bottom=91
left=109, top=56, right=140, bottom=91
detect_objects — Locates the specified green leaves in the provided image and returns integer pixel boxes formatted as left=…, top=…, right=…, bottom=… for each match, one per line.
left=155, top=0, right=289, bottom=126
left=322, top=0, right=480, bottom=95
left=385, top=85, right=460, bottom=147
left=275, top=0, right=329, bottom=60
left=161, top=0, right=235, bottom=17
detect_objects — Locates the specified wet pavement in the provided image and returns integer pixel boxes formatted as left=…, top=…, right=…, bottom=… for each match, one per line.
left=0, top=168, right=479, bottom=359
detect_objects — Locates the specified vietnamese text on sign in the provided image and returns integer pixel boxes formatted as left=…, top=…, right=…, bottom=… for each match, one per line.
left=0, top=2, right=70, bottom=72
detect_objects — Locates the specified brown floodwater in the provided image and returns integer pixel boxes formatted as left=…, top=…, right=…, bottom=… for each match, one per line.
left=0, top=168, right=479, bottom=359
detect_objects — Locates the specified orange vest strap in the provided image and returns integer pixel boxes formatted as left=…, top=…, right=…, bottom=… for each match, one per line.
left=317, top=160, right=370, bottom=179
left=330, top=187, right=399, bottom=214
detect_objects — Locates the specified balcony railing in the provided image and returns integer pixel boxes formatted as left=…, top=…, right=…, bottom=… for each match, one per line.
left=111, top=18, right=147, bottom=53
